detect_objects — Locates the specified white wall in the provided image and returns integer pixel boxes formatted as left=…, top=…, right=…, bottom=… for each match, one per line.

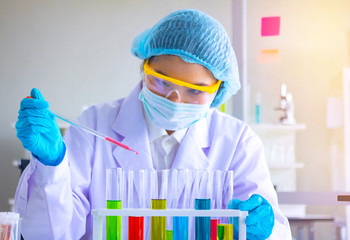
left=0, top=0, right=234, bottom=211
left=246, top=0, right=350, bottom=191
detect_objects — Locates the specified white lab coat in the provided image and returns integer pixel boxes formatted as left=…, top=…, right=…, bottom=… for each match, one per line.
left=14, top=82, right=291, bottom=240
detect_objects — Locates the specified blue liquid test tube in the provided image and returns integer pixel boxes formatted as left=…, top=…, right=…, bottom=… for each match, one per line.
left=195, top=199, right=211, bottom=240
left=172, top=170, right=189, bottom=240
left=173, top=216, right=188, bottom=240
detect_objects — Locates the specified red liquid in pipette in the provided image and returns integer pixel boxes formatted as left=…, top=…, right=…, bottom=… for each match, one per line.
left=105, top=137, right=138, bottom=154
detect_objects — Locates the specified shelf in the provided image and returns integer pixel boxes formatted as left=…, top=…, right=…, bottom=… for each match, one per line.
left=268, top=162, right=305, bottom=169
left=249, top=123, right=306, bottom=131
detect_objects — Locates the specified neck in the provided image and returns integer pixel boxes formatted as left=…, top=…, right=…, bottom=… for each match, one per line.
left=166, top=130, right=174, bottom=135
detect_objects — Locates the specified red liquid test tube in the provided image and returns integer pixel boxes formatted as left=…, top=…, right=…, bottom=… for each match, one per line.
left=128, top=216, right=144, bottom=240
left=211, top=219, right=219, bottom=240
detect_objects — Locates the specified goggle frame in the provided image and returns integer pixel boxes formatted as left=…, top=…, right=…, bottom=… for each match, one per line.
left=143, top=60, right=221, bottom=94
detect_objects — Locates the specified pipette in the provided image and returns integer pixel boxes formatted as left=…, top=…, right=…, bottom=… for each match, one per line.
left=26, top=97, right=138, bottom=154
left=53, top=112, right=138, bottom=154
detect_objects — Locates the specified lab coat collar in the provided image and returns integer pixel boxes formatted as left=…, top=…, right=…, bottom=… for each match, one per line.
left=111, top=81, right=153, bottom=170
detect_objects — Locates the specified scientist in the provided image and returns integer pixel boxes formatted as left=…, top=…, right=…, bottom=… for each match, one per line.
left=15, top=9, right=291, bottom=239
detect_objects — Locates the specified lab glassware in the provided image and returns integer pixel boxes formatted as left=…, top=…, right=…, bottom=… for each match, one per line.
left=210, top=219, right=219, bottom=240
left=217, top=224, right=233, bottom=240
left=106, top=168, right=123, bottom=240
left=150, top=170, right=170, bottom=240
left=0, top=212, right=20, bottom=240
left=165, top=230, right=173, bottom=239
left=195, top=199, right=211, bottom=240
left=25, top=97, right=138, bottom=154
left=53, top=112, right=138, bottom=154
left=92, top=208, right=248, bottom=240
left=170, top=170, right=190, bottom=240
left=106, top=200, right=122, bottom=240
left=105, top=168, right=235, bottom=239
left=151, top=199, right=167, bottom=240
left=128, top=216, right=144, bottom=240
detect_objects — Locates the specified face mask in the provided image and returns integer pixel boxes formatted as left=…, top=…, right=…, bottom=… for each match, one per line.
left=139, top=85, right=211, bottom=131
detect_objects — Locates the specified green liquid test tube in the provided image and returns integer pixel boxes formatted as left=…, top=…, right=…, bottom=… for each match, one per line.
left=151, top=199, right=167, bottom=240
left=166, top=230, right=173, bottom=240
left=106, top=200, right=122, bottom=240
left=217, top=224, right=233, bottom=240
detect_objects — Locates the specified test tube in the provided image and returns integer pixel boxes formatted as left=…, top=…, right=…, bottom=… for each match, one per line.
left=167, top=170, right=176, bottom=238
left=166, top=230, right=173, bottom=240
left=210, top=219, right=219, bottom=240
left=202, top=170, right=213, bottom=202
left=173, top=216, right=188, bottom=240
left=138, top=170, right=146, bottom=208
left=195, top=199, right=211, bottom=240
left=223, top=171, right=234, bottom=225
left=0, top=222, right=13, bottom=240
left=106, top=200, right=122, bottom=240
left=151, top=170, right=168, bottom=240
left=191, top=170, right=202, bottom=208
left=151, top=199, right=167, bottom=240
left=217, top=224, right=233, bottom=240
left=173, top=170, right=189, bottom=240
left=214, top=170, right=223, bottom=209
left=128, top=216, right=144, bottom=240
left=126, top=170, right=145, bottom=240
left=149, top=170, right=157, bottom=207
left=106, top=168, right=123, bottom=240
left=127, top=170, right=134, bottom=208
left=159, top=170, right=169, bottom=200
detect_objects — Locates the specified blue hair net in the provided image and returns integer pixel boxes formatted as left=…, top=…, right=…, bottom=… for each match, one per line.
left=131, top=9, right=240, bottom=108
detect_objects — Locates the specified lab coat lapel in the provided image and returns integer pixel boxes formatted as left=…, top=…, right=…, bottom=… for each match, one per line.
left=110, top=82, right=153, bottom=206
left=172, top=114, right=211, bottom=170
left=171, top=116, right=211, bottom=205
left=111, top=82, right=153, bottom=170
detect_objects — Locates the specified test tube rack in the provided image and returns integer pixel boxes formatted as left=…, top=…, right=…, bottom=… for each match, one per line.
left=92, top=208, right=248, bottom=240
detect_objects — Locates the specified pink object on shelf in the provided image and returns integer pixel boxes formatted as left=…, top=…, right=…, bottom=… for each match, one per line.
left=261, top=16, right=280, bottom=36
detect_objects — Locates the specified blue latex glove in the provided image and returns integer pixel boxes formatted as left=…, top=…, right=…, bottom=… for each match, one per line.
left=15, top=88, right=66, bottom=166
left=228, top=194, right=275, bottom=240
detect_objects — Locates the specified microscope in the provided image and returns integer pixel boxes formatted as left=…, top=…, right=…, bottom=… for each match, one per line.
left=275, top=84, right=296, bottom=125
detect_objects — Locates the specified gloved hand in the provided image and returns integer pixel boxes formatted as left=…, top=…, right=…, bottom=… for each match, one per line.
left=15, top=88, right=66, bottom=166
left=228, top=194, right=274, bottom=240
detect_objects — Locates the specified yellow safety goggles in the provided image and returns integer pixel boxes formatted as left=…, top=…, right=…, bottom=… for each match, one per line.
left=143, top=60, right=221, bottom=94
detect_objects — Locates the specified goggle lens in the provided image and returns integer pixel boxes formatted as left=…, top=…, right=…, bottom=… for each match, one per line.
left=143, top=60, right=220, bottom=104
